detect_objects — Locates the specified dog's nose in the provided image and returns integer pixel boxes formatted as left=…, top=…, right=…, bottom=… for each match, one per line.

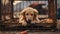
left=28, top=20, right=31, bottom=22
left=26, top=20, right=31, bottom=25
left=26, top=20, right=31, bottom=23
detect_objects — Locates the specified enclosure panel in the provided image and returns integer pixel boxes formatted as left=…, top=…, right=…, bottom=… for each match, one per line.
left=0, top=0, right=57, bottom=31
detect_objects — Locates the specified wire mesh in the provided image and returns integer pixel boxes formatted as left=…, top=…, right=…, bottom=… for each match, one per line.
left=0, top=0, right=57, bottom=31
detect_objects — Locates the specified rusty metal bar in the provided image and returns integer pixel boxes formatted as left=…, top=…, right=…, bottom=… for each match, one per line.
left=48, top=0, right=57, bottom=29
left=6, top=0, right=14, bottom=19
left=0, top=0, right=1, bottom=19
left=0, top=0, right=1, bottom=23
left=10, top=0, right=14, bottom=19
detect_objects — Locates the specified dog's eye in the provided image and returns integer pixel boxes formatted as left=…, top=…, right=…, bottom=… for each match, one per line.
left=26, top=14, right=29, bottom=15
left=31, top=14, right=33, bottom=16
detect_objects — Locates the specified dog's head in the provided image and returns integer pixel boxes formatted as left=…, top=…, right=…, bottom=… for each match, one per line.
left=20, top=7, right=38, bottom=22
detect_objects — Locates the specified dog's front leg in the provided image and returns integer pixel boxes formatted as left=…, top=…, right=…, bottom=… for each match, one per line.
left=22, top=21, right=27, bottom=26
left=19, top=19, right=27, bottom=26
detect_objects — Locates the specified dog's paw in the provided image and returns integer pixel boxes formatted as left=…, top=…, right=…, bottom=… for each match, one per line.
left=22, top=22, right=27, bottom=26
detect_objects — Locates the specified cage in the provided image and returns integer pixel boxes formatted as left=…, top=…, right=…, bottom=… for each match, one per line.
left=0, top=0, right=57, bottom=31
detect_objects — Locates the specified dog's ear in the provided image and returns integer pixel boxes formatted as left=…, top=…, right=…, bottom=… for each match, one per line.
left=19, top=10, right=26, bottom=25
left=20, top=8, right=27, bottom=19
left=20, top=10, right=25, bottom=15
left=19, top=9, right=26, bottom=21
left=33, top=9, right=38, bottom=20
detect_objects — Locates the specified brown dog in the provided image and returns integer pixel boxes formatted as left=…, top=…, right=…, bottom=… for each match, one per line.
left=19, top=7, right=40, bottom=26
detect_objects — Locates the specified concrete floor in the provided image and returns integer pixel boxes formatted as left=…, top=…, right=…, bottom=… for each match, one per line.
left=0, top=31, right=60, bottom=34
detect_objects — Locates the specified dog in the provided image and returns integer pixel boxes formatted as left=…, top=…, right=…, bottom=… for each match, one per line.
left=19, top=7, right=53, bottom=26
left=19, top=7, right=40, bottom=26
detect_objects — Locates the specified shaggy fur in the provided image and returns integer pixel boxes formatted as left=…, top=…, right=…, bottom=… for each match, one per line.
left=19, top=7, right=40, bottom=26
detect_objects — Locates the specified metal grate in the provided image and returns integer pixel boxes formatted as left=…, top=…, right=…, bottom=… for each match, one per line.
left=0, top=0, right=57, bottom=31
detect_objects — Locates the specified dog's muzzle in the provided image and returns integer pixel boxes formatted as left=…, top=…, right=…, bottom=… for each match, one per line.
left=26, top=19, right=31, bottom=25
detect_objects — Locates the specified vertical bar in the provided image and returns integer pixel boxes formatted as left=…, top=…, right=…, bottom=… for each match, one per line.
left=48, top=0, right=57, bottom=29
left=10, top=0, right=14, bottom=19
left=54, top=0, right=57, bottom=29
left=0, top=0, right=1, bottom=21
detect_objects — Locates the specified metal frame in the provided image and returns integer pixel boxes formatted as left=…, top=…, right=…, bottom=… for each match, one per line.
left=48, top=0, right=57, bottom=29
left=0, top=0, right=57, bottom=31
left=0, top=0, right=1, bottom=23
